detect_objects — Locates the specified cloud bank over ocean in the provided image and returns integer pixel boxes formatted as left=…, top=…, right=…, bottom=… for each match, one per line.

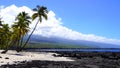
left=0, top=5, right=120, bottom=45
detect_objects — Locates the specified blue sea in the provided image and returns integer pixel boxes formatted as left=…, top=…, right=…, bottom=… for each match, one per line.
left=25, top=48, right=120, bottom=52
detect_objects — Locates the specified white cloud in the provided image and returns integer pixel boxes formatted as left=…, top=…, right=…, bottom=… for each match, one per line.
left=0, top=5, right=33, bottom=26
left=0, top=5, right=120, bottom=45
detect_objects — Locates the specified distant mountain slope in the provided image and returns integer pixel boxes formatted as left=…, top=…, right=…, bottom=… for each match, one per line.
left=24, top=35, right=120, bottom=48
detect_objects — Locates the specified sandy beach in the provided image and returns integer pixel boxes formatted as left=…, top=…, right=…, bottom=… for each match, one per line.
left=1, top=50, right=120, bottom=68
left=0, top=50, right=73, bottom=66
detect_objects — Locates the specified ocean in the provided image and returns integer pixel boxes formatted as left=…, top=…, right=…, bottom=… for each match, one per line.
left=25, top=48, right=120, bottom=52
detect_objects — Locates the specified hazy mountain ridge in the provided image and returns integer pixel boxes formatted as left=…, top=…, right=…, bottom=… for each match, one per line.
left=24, top=35, right=120, bottom=48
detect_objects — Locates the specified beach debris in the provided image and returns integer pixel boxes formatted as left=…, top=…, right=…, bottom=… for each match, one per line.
left=0, top=56, right=2, bottom=58
left=5, top=57, right=9, bottom=59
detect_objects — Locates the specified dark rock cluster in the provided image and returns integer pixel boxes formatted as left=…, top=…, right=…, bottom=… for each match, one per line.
left=55, top=52, right=120, bottom=60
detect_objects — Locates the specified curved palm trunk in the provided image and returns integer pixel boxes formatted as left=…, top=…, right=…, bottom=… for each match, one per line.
left=19, top=20, right=39, bottom=51
left=20, top=35, right=24, bottom=47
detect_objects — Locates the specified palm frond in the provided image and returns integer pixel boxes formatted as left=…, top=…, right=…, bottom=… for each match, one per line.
left=32, top=13, right=38, bottom=21
left=42, top=13, right=48, bottom=20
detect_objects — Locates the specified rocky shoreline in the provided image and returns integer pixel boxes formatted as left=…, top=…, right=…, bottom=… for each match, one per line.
left=1, top=52, right=120, bottom=68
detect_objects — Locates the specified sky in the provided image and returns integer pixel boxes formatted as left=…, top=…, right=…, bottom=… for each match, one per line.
left=0, top=0, right=120, bottom=45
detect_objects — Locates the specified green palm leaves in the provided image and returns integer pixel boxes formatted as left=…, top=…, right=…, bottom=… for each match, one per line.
left=0, top=23, right=11, bottom=49
left=32, top=5, right=48, bottom=22
left=12, top=12, right=31, bottom=47
left=0, top=5, right=48, bottom=52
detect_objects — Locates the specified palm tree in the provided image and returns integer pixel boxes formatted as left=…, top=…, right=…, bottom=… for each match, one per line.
left=11, top=11, right=31, bottom=51
left=0, top=12, right=31, bottom=53
left=0, top=16, right=3, bottom=49
left=0, top=24, right=12, bottom=53
left=22, top=5, right=48, bottom=49
left=1, top=24, right=11, bottom=48
left=0, top=17, right=9, bottom=49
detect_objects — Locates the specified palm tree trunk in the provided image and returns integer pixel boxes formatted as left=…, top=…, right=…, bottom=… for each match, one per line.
left=16, top=35, right=23, bottom=52
left=19, top=20, right=39, bottom=51
left=20, top=35, right=24, bottom=47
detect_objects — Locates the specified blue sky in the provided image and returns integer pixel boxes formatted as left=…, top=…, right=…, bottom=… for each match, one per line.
left=0, top=0, right=120, bottom=40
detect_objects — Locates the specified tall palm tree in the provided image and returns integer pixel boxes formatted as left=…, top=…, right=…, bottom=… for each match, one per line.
left=22, top=5, right=48, bottom=49
left=0, top=17, right=9, bottom=49
left=2, top=24, right=11, bottom=48
left=12, top=11, right=31, bottom=50
left=0, top=16, right=3, bottom=49
left=0, top=24, right=11, bottom=49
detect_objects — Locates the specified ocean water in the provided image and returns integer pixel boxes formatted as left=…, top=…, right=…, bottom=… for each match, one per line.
left=25, top=48, right=120, bottom=52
